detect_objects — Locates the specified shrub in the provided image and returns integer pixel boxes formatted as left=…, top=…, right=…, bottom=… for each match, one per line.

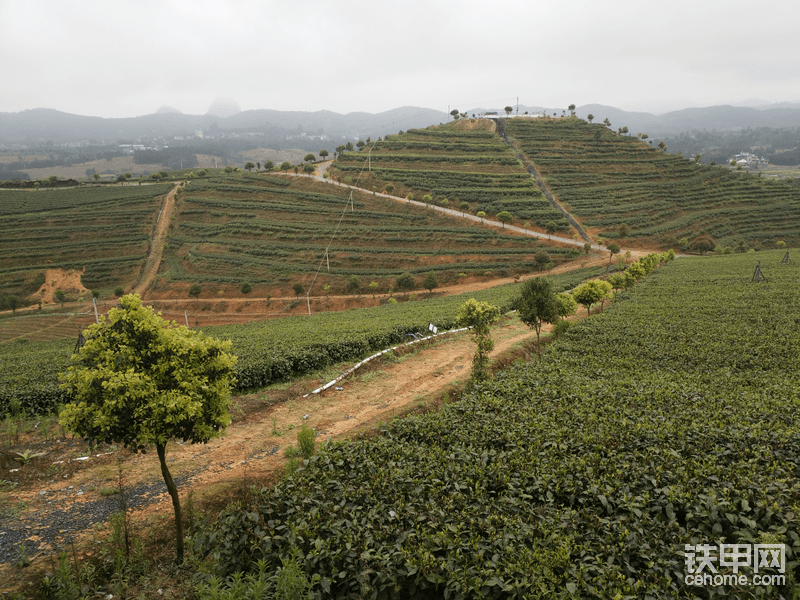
left=395, top=273, right=415, bottom=291
left=346, top=275, right=360, bottom=294
left=297, top=424, right=315, bottom=460
left=551, top=319, right=572, bottom=337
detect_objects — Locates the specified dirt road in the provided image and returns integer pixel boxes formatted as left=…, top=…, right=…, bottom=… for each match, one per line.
left=0, top=314, right=538, bottom=582
left=133, top=182, right=180, bottom=298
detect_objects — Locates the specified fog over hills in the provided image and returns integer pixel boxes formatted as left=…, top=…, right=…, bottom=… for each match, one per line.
left=2, top=102, right=800, bottom=146
left=0, top=106, right=450, bottom=144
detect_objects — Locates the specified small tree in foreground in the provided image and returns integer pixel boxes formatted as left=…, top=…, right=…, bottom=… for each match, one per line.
left=457, top=299, right=501, bottom=382
left=513, top=278, right=558, bottom=358
left=59, top=294, right=237, bottom=564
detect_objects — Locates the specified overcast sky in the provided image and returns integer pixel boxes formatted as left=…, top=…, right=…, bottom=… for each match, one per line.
left=2, top=0, right=799, bottom=118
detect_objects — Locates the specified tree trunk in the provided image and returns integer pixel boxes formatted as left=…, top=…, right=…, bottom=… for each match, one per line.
left=157, top=442, right=184, bottom=564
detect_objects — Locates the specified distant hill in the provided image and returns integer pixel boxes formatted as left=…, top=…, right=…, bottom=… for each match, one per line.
left=5, top=102, right=800, bottom=145
left=0, top=106, right=449, bottom=144
left=466, top=103, right=800, bottom=139
left=573, top=104, right=800, bottom=138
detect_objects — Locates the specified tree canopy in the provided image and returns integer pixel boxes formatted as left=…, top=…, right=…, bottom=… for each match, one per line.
left=395, top=272, right=415, bottom=291
left=514, top=278, right=559, bottom=358
left=572, top=280, right=612, bottom=316
left=496, top=211, right=513, bottom=228
left=422, top=271, right=439, bottom=293
left=59, top=294, right=237, bottom=563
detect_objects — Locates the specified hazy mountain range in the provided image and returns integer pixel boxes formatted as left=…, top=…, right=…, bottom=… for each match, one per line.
left=0, top=106, right=450, bottom=144
left=2, top=101, right=800, bottom=145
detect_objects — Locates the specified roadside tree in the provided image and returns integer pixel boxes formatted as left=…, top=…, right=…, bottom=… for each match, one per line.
left=606, top=243, right=620, bottom=270
left=572, top=279, right=612, bottom=316
left=689, top=235, right=715, bottom=254
left=514, top=278, right=559, bottom=358
left=59, top=294, right=236, bottom=564
left=395, top=272, right=415, bottom=291
left=456, top=299, right=501, bottom=381
left=555, top=291, right=577, bottom=320
left=422, top=271, right=439, bottom=294
left=346, top=275, right=360, bottom=295
left=496, top=211, right=513, bottom=228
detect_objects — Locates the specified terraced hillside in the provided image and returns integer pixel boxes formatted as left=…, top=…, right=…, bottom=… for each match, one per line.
left=0, top=183, right=173, bottom=299
left=164, top=172, right=574, bottom=295
left=506, top=117, right=800, bottom=248
left=329, top=119, right=571, bottom=233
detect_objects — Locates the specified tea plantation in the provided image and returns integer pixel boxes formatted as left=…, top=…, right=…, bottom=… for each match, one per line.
left=166, top=173, right=572, bottom=288
left=330, top=121, right=571, bottom=232
left=0, top=266, right=604, bottom=417
left=505, top=118, right=800, bottom=248
left=197, top=250, right=800, bottom=599
left=0, top=183, right=173, bottom=298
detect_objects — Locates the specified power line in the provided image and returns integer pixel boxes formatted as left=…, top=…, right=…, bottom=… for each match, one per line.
left=303, top=140, right=380, bottom=314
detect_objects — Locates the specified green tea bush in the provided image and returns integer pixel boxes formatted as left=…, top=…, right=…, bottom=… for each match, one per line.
left=196, top=251, right=800, bottom=598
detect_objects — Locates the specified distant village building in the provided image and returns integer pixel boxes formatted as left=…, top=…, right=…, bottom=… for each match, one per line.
left=118, top=144, right=147, bottom=154
left=480, top=111, right=544, bottom=119
left=732, top=152, right=769, bottom=170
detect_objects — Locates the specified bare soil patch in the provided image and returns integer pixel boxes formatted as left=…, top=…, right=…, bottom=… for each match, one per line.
left=33, top=269, right=91, bottom=305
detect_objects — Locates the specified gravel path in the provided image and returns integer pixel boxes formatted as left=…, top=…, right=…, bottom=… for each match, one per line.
left=0, top=467, right=203, bottom=564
